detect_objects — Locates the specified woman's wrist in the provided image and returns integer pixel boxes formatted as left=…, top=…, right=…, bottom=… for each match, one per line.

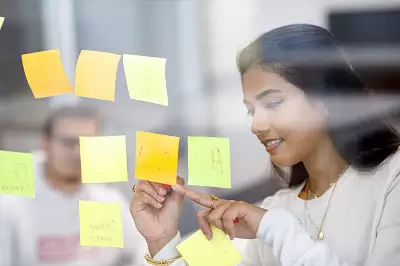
left=252, top=207, right=268, bottom=235
left=146, top=231, right=179, bottom=258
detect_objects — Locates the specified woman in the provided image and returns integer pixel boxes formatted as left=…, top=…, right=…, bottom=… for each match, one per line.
left=130, top=24, right=400, bottom=265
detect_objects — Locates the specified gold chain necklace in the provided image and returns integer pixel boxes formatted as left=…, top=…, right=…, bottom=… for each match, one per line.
left=307, top=180, right=337, bottom=199
left=303, top=165, right=349, bottom=241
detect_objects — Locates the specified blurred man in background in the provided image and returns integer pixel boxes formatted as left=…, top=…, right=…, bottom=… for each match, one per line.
left=0, top=106, right=146, bottom=266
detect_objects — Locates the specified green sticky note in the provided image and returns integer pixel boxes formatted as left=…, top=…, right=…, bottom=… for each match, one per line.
left=177, top=226, right=242, bottom=266
left=188, top=137, right=231, bottom=188
left=0, top=150, right=35, bottom=198
left=80, top=136, right=128, bottom=183
left=79, top=200, right=124, bottom=248
left=123, top=54, right=168, bottom=106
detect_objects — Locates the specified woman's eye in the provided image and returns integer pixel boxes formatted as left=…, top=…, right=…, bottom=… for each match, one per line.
left=264, top=100, right=283, bottom=109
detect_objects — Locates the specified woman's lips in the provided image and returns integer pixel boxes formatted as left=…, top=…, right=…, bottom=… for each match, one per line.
left=262, top=138, right=284, bottom=152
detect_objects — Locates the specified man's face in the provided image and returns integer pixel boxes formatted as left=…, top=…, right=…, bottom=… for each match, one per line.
left=42, top=118, right=98, bottom=180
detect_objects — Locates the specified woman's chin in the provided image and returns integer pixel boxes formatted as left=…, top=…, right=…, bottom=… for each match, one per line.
left=270, top=154, right=297, bottom=168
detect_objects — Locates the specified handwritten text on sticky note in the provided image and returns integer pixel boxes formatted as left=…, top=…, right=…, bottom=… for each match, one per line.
left=79, top=200, right=123, bottom=248
left=188, top=137, right=231, bottom=188
left=0, top=150, right=35, bottom=198
left=22, top=49, right=73, bottom=98
left=75, top=50, right=121, bottom=101
left=135, top=131, right=179, bottom=185
left=177, top=226, right=242, bottom=266
left=123, top=54, right=168, bottom=106
left=80, top=136, right=128, bottom=183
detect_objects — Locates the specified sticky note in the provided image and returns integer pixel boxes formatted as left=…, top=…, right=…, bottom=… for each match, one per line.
left=188, top=137, right=231, bottom=188
left=177, top=226, right=242, bottom=266
left=0, top=17, right=4, bottom=30
left=75, top=50, right=121, bottom=101
left=80, top=136, right=128, bottom=183
left=134, top=131, right=179, bottom=185
left=21, top=49, right=73, bottom=98
left=123, top=54, right=168, bottom=106
left=79, top=200, right=123, bottom=248
left=0, top=150, right=35, bottom=198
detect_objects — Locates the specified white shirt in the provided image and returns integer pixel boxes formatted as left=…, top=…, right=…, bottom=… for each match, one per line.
left=144, top=150, right=400, bottom=265
left=0, top=160, right=147, bottom=266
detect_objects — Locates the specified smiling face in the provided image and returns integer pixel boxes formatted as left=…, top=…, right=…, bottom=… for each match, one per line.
left=242, top=67, right=328, bottom=167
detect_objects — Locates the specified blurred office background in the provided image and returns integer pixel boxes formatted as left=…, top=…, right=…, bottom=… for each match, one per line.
left=1, top=0, right=400, bottom=235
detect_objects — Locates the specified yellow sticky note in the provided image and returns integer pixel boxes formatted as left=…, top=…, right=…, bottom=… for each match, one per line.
left=0, top=17, right=5, bottom=30
left=79, top=200, right=123, bottom=248
left=134, top=131, right=179, bottom=185
left=0, top=150, right=35, bottom=198
left=75, top=50, right=121, bottom=101
left=21, top=49, right=73, bottom=98
left=177, top=226, right=242, bottom=266
left=123, top=54, right=168, bottom=106
left=188, top=137, right=231, bottom=188
left=80, top=136, right=128, bottom=183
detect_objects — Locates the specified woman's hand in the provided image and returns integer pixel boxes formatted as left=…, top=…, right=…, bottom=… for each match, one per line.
left=130, top=176, right=184, bottom=256
left=172, top=184, right=267, bottom=240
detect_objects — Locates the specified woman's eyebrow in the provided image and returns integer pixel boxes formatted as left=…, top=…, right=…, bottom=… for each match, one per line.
left=243, top=89, right=283, bottom=104
left=255, top=89, right=282, bottom=101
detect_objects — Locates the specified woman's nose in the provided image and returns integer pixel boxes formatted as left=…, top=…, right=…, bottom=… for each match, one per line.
left=251, top=111, right=270, bottom=135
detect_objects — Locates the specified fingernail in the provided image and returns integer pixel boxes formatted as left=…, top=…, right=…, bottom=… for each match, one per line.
left=233, top=218, right=240, bottom=224
left=159, top=187, right=167, bottom=195
left=156, top=202, right=163, bottom=208
left=205, top=234, right=212, bottom=241
left=162, top=184, right=171, bottom=190
left=229, top=235, right=235, bottom=240
left=158, top=196, right=165, bottom=202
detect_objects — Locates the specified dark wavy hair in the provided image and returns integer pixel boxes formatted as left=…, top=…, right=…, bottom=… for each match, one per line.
left=237, top=24, right=400, bottom=187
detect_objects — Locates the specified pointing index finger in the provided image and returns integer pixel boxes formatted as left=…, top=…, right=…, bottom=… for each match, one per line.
left=172, top=184, right=218, bottom=209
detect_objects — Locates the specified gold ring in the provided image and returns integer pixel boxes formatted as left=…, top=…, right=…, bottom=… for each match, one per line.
left=210, top=195, right=219, bottom=209
left=211, top=195, right=219, bottom=201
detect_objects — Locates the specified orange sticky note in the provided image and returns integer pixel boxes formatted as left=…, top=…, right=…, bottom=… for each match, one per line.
left=134, top=131, right=179, bottom=185
left=21, top=49, right=73, bottom=98
left=75, top=50, right=121, bottom=101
